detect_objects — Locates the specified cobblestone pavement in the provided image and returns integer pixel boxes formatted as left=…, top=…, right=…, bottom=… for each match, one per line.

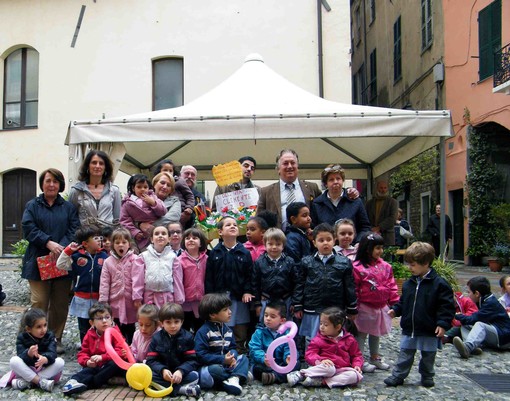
left=0, top=258, right=509, bottom=400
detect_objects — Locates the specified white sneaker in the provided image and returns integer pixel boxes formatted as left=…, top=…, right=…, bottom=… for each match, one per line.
left=11, top=378, right=30, bottom=390
left=178, top=383, right=201, bottom=397
left=362, top=361, right=376, bottom=373
left=370, top=357, right=390, bottom=370
left=302, top=377, right=323, bottom=387
left=39, top=378, right=54, bottom=392
left=62, top=379, right=87, bottom=395
left=222, top=376, right=242, bottom=395
left=286, top=371, right=304, bottom=387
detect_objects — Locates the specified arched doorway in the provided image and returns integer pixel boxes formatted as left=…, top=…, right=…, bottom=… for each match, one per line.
left=2, top=169, right=36, bottom=255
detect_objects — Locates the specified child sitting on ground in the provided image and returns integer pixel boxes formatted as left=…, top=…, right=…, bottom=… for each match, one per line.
left=62, top=303, right=126, bottom=396
left=287, top=307, right=363, bottom=388
left=248, top=301, right=300, bottom=385
left=2, top=308, right=64, bottom=392
left=453, top=276, right=510, bottom=358
left=131, top=304, right=160, bottom=363
left=385, top=242, right=454, bottom=388
left=194, top=293, right=250, bottom=395
left=146, top=303, right=201, bottom=397
left=443, top=291, right=478, bottom=343
left=499, top=275, right=510, bottom=315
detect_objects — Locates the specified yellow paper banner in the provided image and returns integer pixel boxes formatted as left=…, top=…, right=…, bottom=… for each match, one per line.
left=212, top=161, right=243, bottom=186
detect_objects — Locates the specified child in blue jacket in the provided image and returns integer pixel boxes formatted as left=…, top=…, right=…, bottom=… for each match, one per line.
left=194, top=293, right=250, bottom=395
left=57, top=226, right=108, bottom=342
left=453, top=276, right=510, bottom=358
left=248, top=301, right=300, bottom=385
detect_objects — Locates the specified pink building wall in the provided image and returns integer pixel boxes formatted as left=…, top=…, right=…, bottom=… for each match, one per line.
left=443, top=0, right=510, bottom=262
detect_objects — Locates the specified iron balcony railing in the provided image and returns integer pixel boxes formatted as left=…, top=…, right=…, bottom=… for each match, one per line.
left=494, top=43, right=510, bottom=88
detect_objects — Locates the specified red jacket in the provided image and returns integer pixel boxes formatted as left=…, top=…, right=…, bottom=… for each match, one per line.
left=353, top=259, right=400, bottom=308
left=305, top=331, right=363, bottom=369
left=77, top=325, right=125, bottom=368
left=452, top=292, right=478, bottom=327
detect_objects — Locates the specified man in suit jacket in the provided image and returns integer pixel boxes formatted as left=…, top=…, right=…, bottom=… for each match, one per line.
left=365, top=180, right=398, bottom=246
left=257, top=149, right=322, bottom=229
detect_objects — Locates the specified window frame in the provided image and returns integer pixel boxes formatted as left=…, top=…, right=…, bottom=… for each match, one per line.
left=152, top=57, right=184, bottom=111
left=421, top=0, right=433, bottom=51
left=2, top=47, right=39, bottom=130
left=394, top=16, right=402, bottom=83
left=369, top=49, right=377, bottom=104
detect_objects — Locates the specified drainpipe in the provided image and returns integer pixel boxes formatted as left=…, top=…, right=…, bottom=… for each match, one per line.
left=317, top=0, right=324, bottom=98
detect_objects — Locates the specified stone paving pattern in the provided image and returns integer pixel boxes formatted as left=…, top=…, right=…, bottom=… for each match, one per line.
left=0, top=258, right=509, bottom=400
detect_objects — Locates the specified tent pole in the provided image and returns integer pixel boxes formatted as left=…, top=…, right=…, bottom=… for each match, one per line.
left=440, top=137, right=446, bottom=258
left=317, top=0, right=324, bottom=98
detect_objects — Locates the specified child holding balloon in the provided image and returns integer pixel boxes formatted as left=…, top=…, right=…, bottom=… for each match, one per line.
left=146, top=303, right=201, bottom=397
left=62, top=303, right=126, bottom=396
left=248, top=300, right=300, bottom=385
left=287, top=307, right=363, bottom=388
left=130, top=304, right=160, bottom=363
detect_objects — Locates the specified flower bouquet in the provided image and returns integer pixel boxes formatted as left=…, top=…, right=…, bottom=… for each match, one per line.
left=195, top=204, right=257, bottom=240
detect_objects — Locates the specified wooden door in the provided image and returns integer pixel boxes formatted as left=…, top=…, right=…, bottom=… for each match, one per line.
left=2, top=169, right=36, bottom=255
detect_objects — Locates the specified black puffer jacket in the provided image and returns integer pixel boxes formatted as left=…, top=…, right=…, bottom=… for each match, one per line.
left=293, top=253, right=357, bottom=315
left=146, top=328, right=198, bottom=377
left=205, top=242, right=252, bottom=300
left=16, top=330, right=58, bottom=367
left=251, top=252, right=297, bottom=306
left=392, top=268, right=455, bottom=337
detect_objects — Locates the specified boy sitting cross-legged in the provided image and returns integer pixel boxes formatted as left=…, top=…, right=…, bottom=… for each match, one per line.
left=194, top=293, right=250, bottom=395
left=248, top=300, right=300, bottom=385
left=62, top=303, right=125, bottom=396
left=146, top=302, right=201, bottom=397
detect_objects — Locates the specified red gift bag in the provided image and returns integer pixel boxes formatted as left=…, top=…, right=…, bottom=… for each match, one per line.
left=37, top=255, right=68, bottom=280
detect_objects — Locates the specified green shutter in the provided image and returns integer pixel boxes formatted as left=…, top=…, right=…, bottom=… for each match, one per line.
left=479, top=0, right=501, bottom=80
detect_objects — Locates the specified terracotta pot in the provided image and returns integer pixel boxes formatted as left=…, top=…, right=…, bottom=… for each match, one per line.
left=488, top=258, right=503, bottom=272
left=395, top=278, right=406, bottom=295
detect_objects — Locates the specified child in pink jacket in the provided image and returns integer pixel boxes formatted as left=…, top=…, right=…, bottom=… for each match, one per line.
left=99, top=228, right=144, bottom=344
left=352, top=233, right=399, bottom=373
left=178, top=227, right=208, bottom=333
left=287, top=307, right=363, bottom=388
left=120, top=174, right=166, bottom=252
left=136, top=225, right=184, bottom=308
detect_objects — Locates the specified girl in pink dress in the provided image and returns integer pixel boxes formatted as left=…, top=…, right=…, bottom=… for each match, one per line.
left=334, top=218, right=358, bottom=261
left=244, top=216, right=267, bottom=262
left=137, top=225, right=184, bottom=308
left=352, top=233, right=399, bottom=373
left=178, top=227, right=208, bottom=333
left=99, top=227, right=144, bottom=343
left=130, top=304, right=160, bottom=362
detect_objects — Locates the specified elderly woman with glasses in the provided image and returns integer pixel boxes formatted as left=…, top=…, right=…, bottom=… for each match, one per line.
left=311, top=164, right=371, bottom=243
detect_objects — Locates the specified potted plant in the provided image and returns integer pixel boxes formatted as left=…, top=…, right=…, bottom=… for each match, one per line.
left=383, top=247, right=412, bottom=294
left=431, top=258, right=461, bottom=292
left=488, top=243, right=510, bottom=272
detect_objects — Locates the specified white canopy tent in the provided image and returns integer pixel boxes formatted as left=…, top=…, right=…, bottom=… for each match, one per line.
left=66, top=54, right=452, bottom=183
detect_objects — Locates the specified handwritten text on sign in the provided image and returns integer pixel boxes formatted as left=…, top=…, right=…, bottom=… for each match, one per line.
left=215, top=188, right=259, bottom=210
left=212, top=161, right=243, bottom=186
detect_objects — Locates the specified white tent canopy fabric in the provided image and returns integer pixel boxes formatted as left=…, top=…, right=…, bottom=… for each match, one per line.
left=66, top=54, right=452, bottom=181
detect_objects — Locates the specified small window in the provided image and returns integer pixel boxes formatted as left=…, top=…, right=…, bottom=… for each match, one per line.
left=421, top=192, right=431, bottom=233
left=152, top=57, right=184, bottom=111
left=394, top=16, right=402, bottom=82
left=421, top=0, right=433, bottom=50
left=369, top=0, right=376, bottom=24
left=478, top=0, right=501, bottom=81
left=369, top=49, right=377, bottom=104
left=3, top=48, right=39, bottom=129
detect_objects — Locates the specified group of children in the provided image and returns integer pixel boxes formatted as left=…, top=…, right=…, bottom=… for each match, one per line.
left=3, top=197, right=510, bottom=395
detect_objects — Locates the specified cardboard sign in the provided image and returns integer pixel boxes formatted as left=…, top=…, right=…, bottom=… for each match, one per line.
left=214, top=188, right=259, bottom=210
left=212, top=161, right=243, bottom=186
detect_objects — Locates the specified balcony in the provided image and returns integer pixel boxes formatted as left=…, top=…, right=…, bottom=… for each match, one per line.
left=493, top=43, right=510, bottom=95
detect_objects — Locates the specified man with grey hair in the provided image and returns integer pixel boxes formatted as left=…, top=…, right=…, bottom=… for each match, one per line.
left=257, top=149, right=322, bottom=230
left=365, top=180, right=398, bottom=246
left=180, top=165, right=207, bottom=206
